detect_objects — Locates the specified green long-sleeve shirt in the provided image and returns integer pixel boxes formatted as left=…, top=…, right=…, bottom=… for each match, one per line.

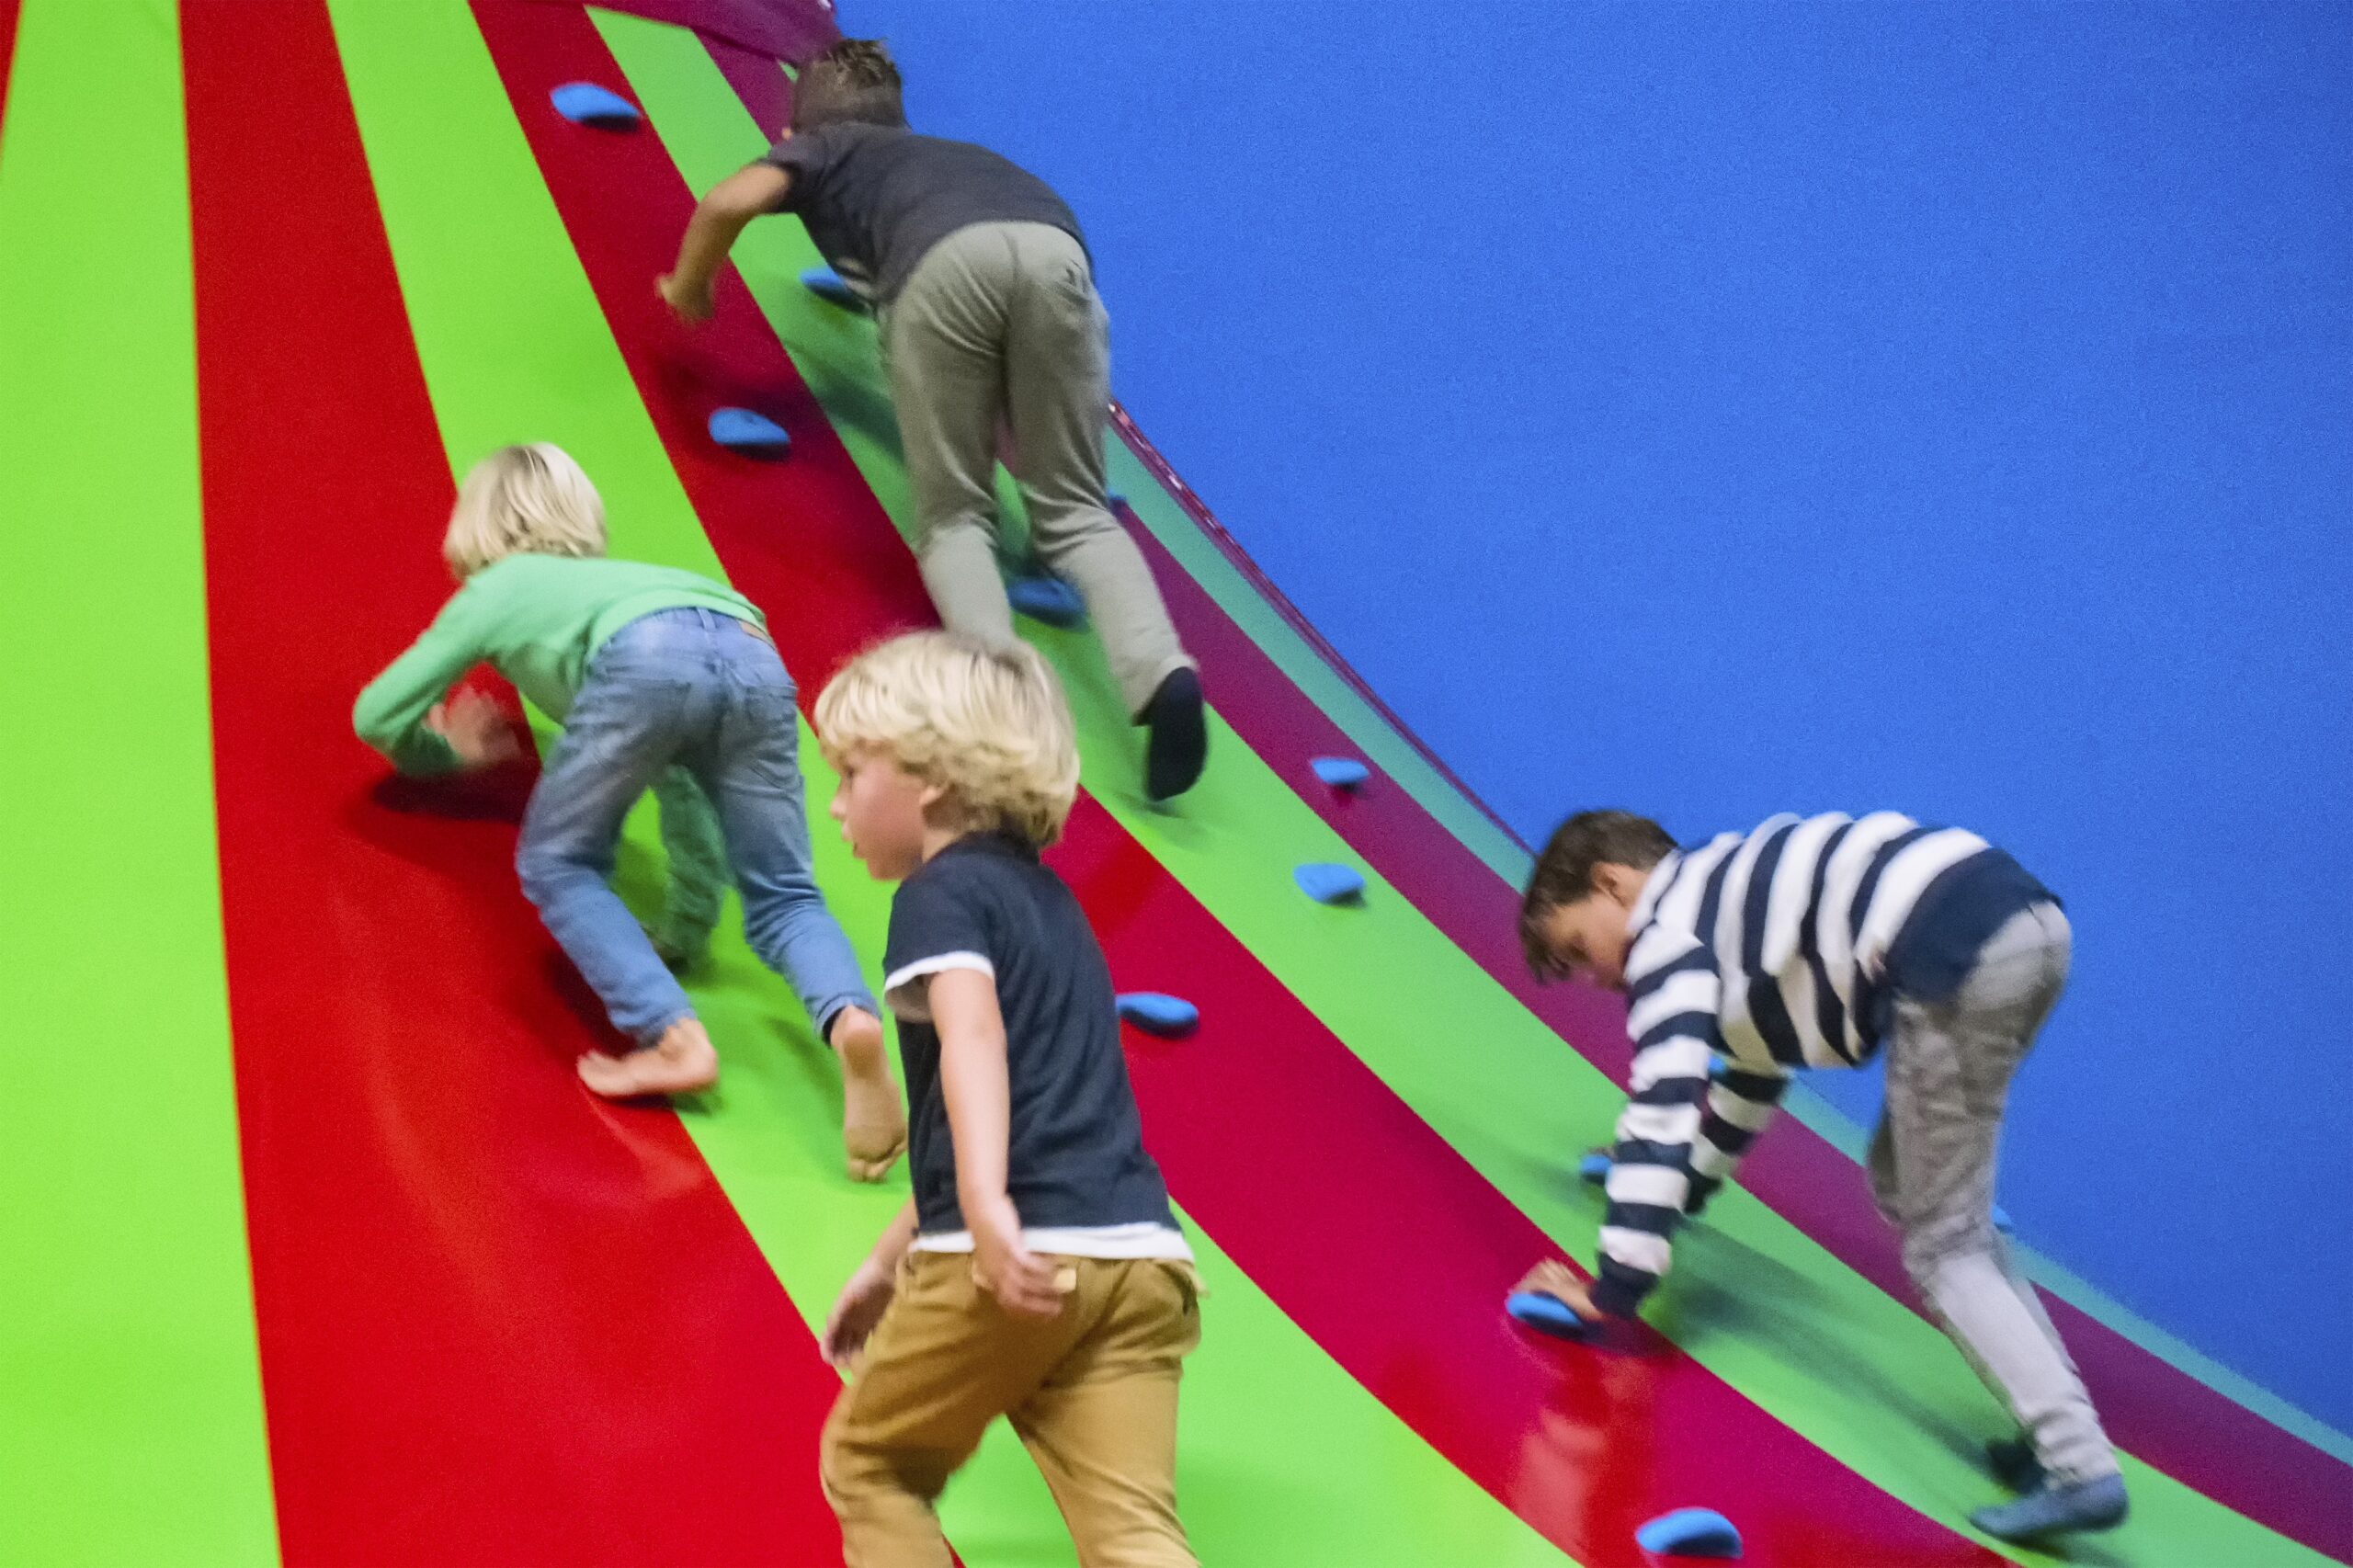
left=353, top=552, right=764, bottom=775
left=355, top=553, right=766, bottom=959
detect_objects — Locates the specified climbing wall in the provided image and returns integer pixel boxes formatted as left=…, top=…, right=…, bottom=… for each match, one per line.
left=0, top=3, right=2346, bottom=1565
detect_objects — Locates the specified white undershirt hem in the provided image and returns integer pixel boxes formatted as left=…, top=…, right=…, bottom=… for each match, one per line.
left=911, top=1221, right=1194, bottom=1262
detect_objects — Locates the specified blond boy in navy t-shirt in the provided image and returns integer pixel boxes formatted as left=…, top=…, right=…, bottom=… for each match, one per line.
left=812, top=632, right=1199, bottom=1567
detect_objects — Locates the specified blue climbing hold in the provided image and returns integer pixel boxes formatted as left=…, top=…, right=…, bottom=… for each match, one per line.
left=801, top=267, right=868, bottom=311
left=1577, top=1151, right=1612, bottom=1186
left=708, top=407, right=790, bottom=459
left=1635, top=1507, right=1743, bottom=1559
left=1310, top=756, right=1370, bottom=790
left=1293, top=862, right=1366, bottom=904
left=1993, top=1204, right=2015, bottom=1233
left=550, top=82, right=642, bottom=130
left=1007, top=575, right=1087, bottom=628
left=1506, top=1290, right=1588, bottom=1339
left=1116, top=993, right=1199, bottom=1039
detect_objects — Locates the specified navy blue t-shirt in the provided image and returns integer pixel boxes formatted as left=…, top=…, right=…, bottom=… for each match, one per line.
left=764, top=123, right=1086, bottom=303
left=882, top=833, right=1174, bottom=1238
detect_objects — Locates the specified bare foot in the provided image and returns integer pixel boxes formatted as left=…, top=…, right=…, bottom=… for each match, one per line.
left=830, top=1006, right=906, bottom=1182
left=578, top=1017, right=720, bottom=1098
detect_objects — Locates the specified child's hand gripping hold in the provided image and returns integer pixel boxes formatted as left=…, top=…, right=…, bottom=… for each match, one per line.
left=1516, top=1258, right=1601, bottom=1321
left=426, top=688, right=522, bottom=769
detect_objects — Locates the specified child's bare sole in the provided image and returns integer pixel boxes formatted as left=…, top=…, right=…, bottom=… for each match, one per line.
left=844, top=1123, right=906, bottom=1184
left=578, top=1019, right=719, bottom=1098
left=840, top=1064, right=907, bottom=1181
left=833, top=1009, right=907, bottom=1183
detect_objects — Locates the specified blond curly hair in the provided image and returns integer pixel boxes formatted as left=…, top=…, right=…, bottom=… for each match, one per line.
left=443, top=443, right=608, bottom=578
left=815, top=632, right=1080, bottom=846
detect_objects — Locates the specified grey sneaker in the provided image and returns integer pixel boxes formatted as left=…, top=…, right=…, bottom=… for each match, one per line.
left=1971, top=1474, right=2128, bottom=1543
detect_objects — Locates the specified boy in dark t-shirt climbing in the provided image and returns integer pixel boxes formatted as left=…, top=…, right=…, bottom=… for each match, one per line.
left=660, top=39, right=1209, bottom=802
left=811, top=631, right=1199, bottom=1567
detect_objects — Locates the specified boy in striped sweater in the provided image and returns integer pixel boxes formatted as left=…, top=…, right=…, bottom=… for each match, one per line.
left=1515, top=810, right=2126, bottom=1544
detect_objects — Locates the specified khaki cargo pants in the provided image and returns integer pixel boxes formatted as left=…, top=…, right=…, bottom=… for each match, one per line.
left=822, top=1250, right=1202, bottom=1567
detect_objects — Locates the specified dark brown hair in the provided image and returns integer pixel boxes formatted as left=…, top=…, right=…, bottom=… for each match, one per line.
left=791, top=39, right=907, bottom=131
left=1518, top=810, right=1677, bottom=978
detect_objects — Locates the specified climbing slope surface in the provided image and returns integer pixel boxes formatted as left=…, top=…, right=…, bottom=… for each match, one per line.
left=0, top=3, right=2345, bottom=1565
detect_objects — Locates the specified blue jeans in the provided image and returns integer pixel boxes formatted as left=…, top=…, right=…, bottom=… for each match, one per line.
left=516, top=608, right=872, bottom=1047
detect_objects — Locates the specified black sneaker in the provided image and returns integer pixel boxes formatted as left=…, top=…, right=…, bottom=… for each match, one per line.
left=1142, top=666, right=1208, bottom=801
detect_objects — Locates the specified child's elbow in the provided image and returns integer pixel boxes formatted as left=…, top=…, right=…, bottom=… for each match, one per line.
left=350, top=692, right=409, bottom=765
left=351, top=694, right=386, bottom=749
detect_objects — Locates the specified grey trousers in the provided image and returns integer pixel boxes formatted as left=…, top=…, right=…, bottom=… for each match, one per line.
left=881, top=222, right=1192, bottom=716
left=1869, top=903, right=2120, bottom=1485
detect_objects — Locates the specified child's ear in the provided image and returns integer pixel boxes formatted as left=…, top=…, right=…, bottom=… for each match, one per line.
left=1595, top=861, right=1649, bottom=907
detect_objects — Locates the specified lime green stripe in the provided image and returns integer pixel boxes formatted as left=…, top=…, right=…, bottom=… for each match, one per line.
left=336, top=5, right=1563, bottom=1561
left=0, top=3, right=278, bottom=1562
left=614, top=22, right=2325, bottom=1565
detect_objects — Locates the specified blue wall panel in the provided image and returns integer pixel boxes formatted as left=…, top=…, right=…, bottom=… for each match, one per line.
left=872, top=1, right=2353, bottom=1430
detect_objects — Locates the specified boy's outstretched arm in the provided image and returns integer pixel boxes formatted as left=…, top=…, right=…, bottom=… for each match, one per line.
left=930, top=967, right=1065, bottom=1319
left=353, top=585, right=516, bottom=774
left=658, top=162, right=792, bottom=323
left=1586, top=928, right=1785, bottom=1317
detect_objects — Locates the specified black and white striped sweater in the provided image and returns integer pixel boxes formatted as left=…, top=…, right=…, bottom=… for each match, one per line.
left=1591, top=812, right=2053, bottom=1317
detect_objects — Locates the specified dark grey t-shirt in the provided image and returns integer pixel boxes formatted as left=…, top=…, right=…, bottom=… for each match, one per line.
left=881, top=833, right=1175, bottom=1239
left=763, top=123, right=1086, bottom=302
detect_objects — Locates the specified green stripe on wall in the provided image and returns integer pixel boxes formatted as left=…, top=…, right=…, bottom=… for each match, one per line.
left=604, top=17, right=2325, bottom=1565
left=334, top=4, right=1565, bottom=1561
left=0, top=1, right=278, bottom=1563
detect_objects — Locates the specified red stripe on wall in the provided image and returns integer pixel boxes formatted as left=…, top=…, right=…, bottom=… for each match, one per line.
left=699, top=28, right=792, bottom=138
left=0, top=0, right=24, bottom=137
left=184, top=4, right=843, bottom=1562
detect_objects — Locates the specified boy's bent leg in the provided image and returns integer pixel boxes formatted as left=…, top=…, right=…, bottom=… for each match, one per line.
left=1010, top=1259, right=1200, bottom=1568
left=699, top=645, right=901, bottom=1175
left=517, top=674, right=697, bottom=1046
left=824, top=1253, right=1085, bottom=1567
left=1001, top=226, right=1191, bottom=717
left=888, top=232, right=1020, bottom=652
left=647, top=765, right=725, bottom=966
left=1884, top=908, right=2117, bottom=1486
left=697, top=650, right=870, bottom=1032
